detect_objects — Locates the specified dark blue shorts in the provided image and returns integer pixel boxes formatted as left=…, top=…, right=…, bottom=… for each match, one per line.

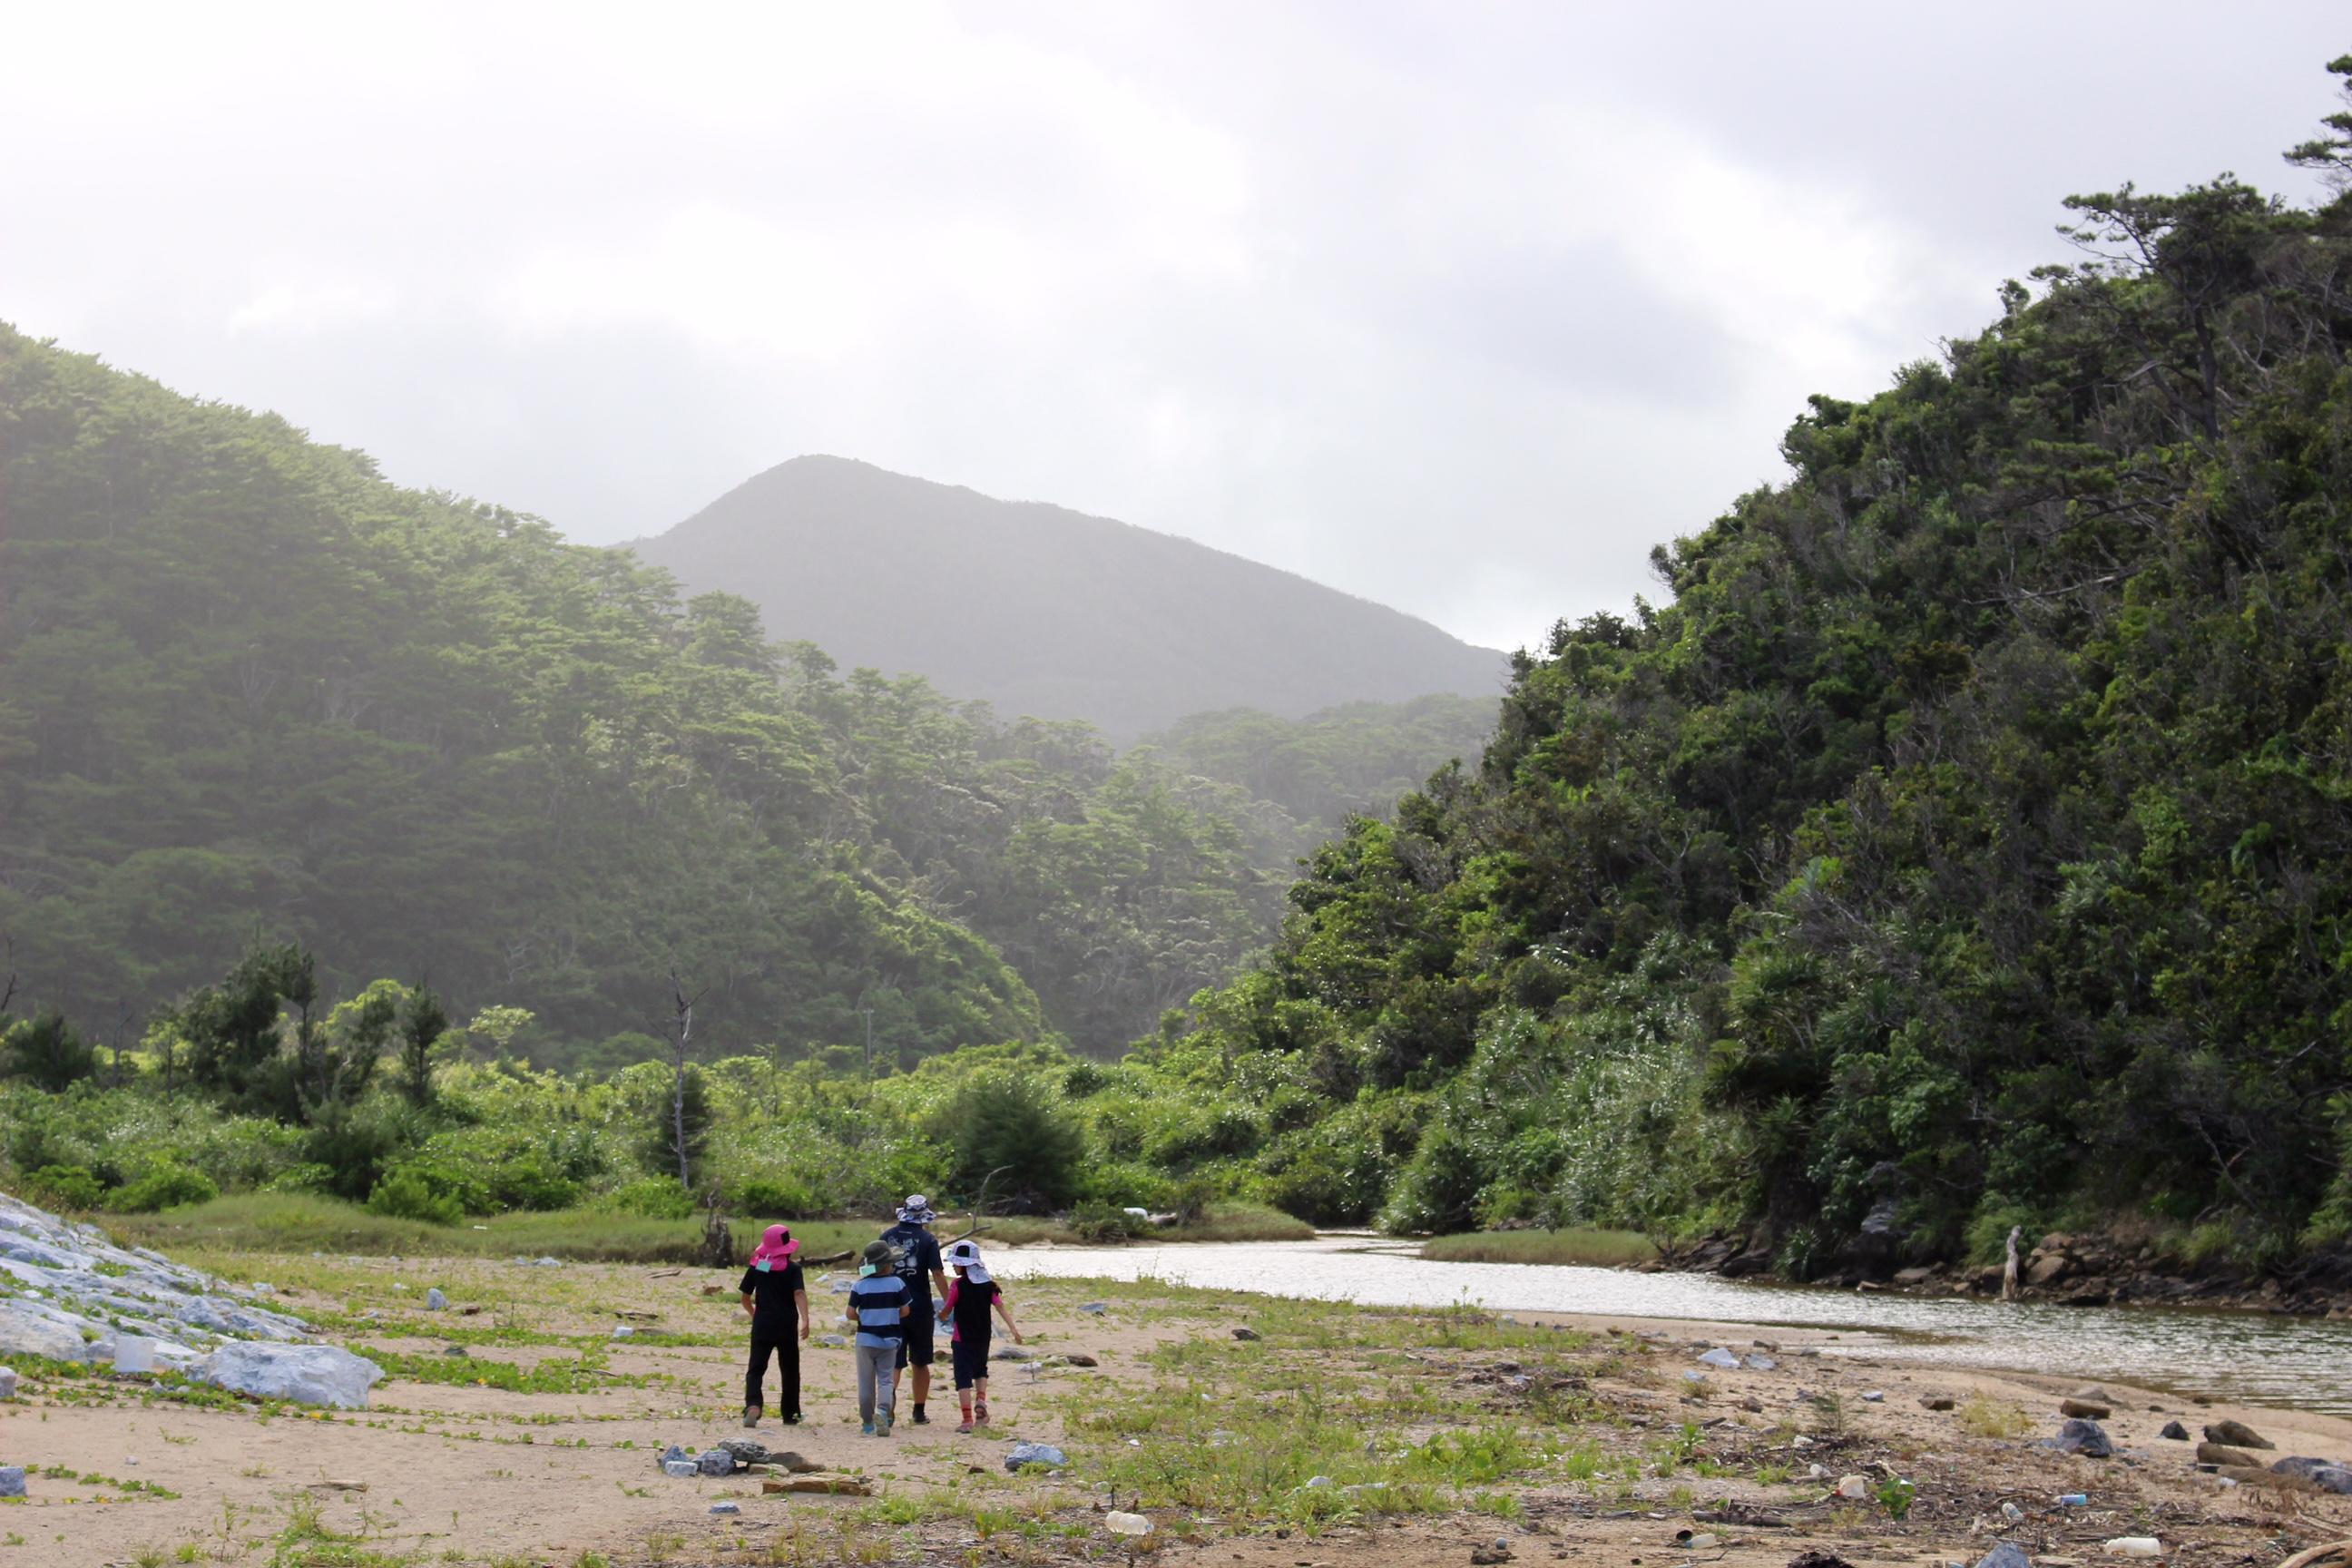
left=951, top=1330, right=992, bottom=1389
left=894, top=1312, right=935, bottom=1369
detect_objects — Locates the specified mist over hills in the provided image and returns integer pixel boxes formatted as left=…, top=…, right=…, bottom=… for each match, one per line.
left=630, top=456, right=1508, bottom=739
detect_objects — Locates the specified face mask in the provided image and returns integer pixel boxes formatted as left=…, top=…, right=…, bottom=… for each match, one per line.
left=859, top=1262, right=877, bottom=1277
left=753, top=1259, right=772, bottom=1273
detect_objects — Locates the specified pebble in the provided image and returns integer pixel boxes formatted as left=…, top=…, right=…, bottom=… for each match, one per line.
left=443, top=1345, right=469, bottom=1357
left=710, top=1502, right=741, bottom=1515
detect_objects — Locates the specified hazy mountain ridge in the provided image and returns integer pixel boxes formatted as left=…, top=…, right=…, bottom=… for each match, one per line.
left=630, top=456, right=1507, bottom=740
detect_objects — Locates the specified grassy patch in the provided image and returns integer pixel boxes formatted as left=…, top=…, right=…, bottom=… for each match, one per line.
left=1958, top=1393, right=2032, bottom=1438
left=109, top=1192, right=1312, bottom=1264
left=1417, top=1228, right=1659, bottom=1267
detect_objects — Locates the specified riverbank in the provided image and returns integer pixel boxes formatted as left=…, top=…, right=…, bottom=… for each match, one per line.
left=1650, top=1228, right=2352, bottom=1318
left=7, top=1240, right=2351, bottom=1568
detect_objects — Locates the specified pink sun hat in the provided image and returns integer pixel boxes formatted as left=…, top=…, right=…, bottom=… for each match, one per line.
left=749, top=1223, right=800, bottom=1270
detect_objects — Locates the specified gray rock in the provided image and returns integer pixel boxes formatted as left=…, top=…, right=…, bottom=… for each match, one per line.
left=2159, top=1421, right=2189, bottom=1440
left=1231, top=1327, right=1260, bottom=1341
left=662, top=1460, right=698, bottom=1478
left=1861, top=1390, right=1886, bottom=1403
left=992, top=1345, right=1036, bottom=1362
left=1079, top=1302, right=1108, bottom=1315
left=0, top=1466, right=22, bottom=1498
left=813, top=1334, right=847, bottom=1348
left=0, top=1298, right=103, bottom=1362
left=1976, top=1543, right=2033, bottom=1568
left=191, top=1342, right=383, bottom=1409
left=660, top=1444, right=690, bottom=1466
left=0, top=1366, right=16, bottom=1399
left=2046, top=1417, right=2114, bottom=1458
left=425, top=1288, right=447, bottom=1311
left=2270, top=1456, right=2352, bottom=1494
left=1005, top=1441, right=1068, bottom=1472
left=443, top=1345, right=469, bottom=1357
left=1695, top=1348, right=1740, bottom=1370
left=1743, top=1353, right=1778, bottom=1371
left=1300, top=1475, right=1333, bottom=1489
left=696, top=1448, right=735, bottom=1476
left=2205, top=1419, right=2272, bottom=1450
left=710, top=1502, right=741, bottom=1515
left=716, top=1439, right=773, bottom=1466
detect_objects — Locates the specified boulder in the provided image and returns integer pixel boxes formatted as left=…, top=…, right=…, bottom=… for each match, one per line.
left=1005, top=1441, right=1069, bottom=1472
left=191, top=1341, right=383, bottom=1409
left=2205, top=1419, right=2272, bottom=1450
left=2062, top=1397, right=2113, bottom=1420
left=2047, top=1418, right=2114, bottom=1458
left=2271, top=1457, right=2352, bottom=1494
left=2159, top=1422, right=2189, bottom=1440
left=2025, top=1251, right=2072, bottom=1288
left=0, top=1298, right=103, bottom=1362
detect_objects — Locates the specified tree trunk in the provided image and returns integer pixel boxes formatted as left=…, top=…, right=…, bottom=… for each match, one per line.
left=670, top=970, right=695, bottom=1191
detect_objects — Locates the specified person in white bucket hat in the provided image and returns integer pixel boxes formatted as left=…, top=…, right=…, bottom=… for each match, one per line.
left=878, top=1194, right=950, bottom=1424
left=940, top=1238, right=1022, bottom=1432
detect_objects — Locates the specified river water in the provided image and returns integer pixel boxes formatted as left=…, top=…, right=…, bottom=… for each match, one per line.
left=989, top=1235, right=2352, bottom=1415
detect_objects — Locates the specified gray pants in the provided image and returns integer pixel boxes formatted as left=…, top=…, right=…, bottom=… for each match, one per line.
left=855, top=1344, right=897, bottom=1426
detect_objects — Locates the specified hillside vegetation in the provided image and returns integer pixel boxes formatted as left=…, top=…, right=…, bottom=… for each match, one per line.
left=632, top=455, right=1506, bottom=740
left=0, top=330, right=1488, bottom=1059
left=1132, top=78, right=2352, bottom=1272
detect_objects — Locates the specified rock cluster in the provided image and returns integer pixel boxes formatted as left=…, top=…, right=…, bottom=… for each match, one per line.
left=0, top=1190, right=380, bottom=1408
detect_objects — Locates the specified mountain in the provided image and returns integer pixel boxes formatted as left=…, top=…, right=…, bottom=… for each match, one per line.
left=629, top=456, right=1507, bottom=739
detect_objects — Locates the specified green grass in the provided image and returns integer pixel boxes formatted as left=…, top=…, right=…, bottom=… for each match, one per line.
left=108, top=1192, right=1310, bottom=1263
left=1417, top=1228, right=1659, bottom=1267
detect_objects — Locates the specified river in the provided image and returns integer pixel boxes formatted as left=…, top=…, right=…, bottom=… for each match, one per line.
left=989, top=1235, right=2352, bottom=1415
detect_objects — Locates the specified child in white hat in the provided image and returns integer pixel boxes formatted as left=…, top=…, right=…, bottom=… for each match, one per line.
left=940, top=1238, right=1022, bottom=1433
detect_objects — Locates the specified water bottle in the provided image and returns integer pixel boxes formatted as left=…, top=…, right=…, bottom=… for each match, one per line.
left=2058, top=1494, right=2089, bottom=1506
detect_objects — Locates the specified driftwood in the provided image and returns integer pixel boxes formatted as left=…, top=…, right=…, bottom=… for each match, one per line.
left=2001, top=1224, right=2023, bottom=1301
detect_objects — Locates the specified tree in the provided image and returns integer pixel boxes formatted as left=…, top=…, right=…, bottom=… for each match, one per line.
left=2284, top=54, right=2352, bottom=190
left=930, top=1070, right=1084, bottom=1210
left=397, top=984, right=449, bottom=1107
left=2, top=1009, right=96, bottom=1092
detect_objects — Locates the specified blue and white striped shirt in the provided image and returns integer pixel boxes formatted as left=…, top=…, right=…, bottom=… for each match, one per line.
left=848, top=1273, right=911, bottom=1348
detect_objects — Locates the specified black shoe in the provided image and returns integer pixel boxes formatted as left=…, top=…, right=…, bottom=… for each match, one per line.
left=910, top=1406, right=929, bottom=1425
left=783, top=1412, right=802, bottom=1425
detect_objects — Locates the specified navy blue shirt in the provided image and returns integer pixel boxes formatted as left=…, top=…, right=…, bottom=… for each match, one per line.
left=880, top=1221, right=943, bottom=1290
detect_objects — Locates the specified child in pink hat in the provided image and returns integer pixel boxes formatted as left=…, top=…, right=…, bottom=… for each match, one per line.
left=738, top=1224, right=808, bottom=1426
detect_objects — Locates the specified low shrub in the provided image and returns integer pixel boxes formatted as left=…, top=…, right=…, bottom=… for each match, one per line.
left=23, top=1163, right=105, bottom=1210
left=104, top=1162, right=219, bottom=1213
left=366, top=1170, right=462, bottom=1226
left=1068, top=1201, right=1149, bottom=1243
left=603, top=1178, right=695, bottom=1219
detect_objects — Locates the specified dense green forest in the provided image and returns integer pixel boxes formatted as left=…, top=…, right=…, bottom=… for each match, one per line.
left=1130, top=71, right=2352, bottom=1271
left=0, top=331, right=1485, bottom=1062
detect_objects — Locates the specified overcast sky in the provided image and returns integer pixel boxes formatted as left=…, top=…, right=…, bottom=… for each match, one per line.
left=5, top=4, right=2345, bottom=652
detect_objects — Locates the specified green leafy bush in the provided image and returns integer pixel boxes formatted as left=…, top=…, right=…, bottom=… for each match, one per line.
left=603, top=1178, right=695, bottom=1219
left=104, top=1163, right=219, bottom=1213
left=366, top=1170, right=463, bottom=1226
left=1068, top=1201, right=1149, bottom=1243
left=23, top=1163, right=105, bottom=1210
left=929, top=1070, right=1084, bottom=1208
